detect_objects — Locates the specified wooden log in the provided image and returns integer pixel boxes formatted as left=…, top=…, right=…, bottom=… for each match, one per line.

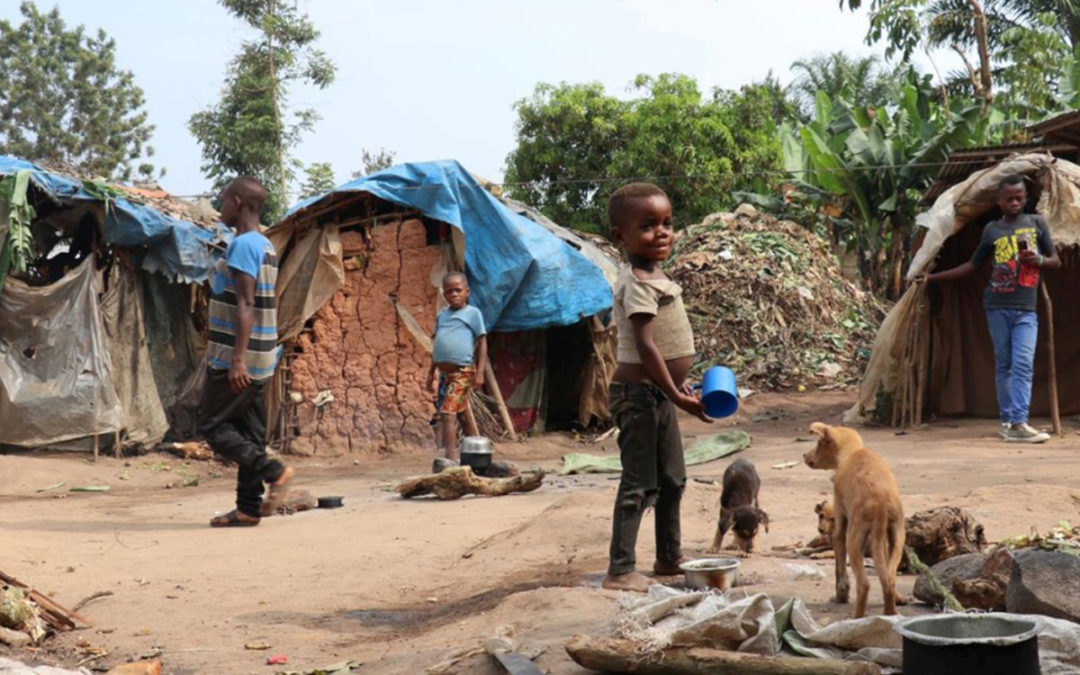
left=396, top=466, right=544, bottom=500
left=0, top=569, right=89, bottom=630
left=1040, top=282, right=1061, bottom=435
left=565, top=634, right=881, bottom=675
left=484, top=360, right=518, bottom=442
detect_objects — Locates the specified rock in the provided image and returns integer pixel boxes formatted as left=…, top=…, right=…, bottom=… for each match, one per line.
left=953, top=546, right=1014, bottom=611
left=1006, top=550, right=1080, bottom=622
left=432, top=457, right=459, bottom=474
left=734, top=203, right=759, bottom=218
left=913, top=552, right=988, bottom=606
left=0, top=626, right=30, bottom=647
left=479, top=459, right=519, bottom=478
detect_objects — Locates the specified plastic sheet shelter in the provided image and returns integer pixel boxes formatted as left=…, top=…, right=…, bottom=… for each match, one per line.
left=0, top=156, right=214, bottom=449
left=850, top=153, right=1080, bottom=426
left=281, top=160, right=612, bottom=332
left=0, top=155, right=229, bottom=283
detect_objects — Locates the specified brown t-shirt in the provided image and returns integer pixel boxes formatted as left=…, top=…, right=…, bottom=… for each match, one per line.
left=613, top=265, right=696, bottom=364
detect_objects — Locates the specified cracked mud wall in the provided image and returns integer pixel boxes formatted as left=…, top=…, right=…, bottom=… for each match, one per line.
left=287, top=219, right=442, bottom=455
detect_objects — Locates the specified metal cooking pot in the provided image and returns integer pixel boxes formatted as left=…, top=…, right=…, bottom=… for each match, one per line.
left=895, top=614, right=1041, bottom=675
left=679, top=557, right=740, bottom=591
left=460, top=436, right=494, bottom=472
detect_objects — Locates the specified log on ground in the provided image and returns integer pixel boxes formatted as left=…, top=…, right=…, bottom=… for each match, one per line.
left=396, top=466, right=545, bottom=500
left=565, top=635, right=881, bottom=675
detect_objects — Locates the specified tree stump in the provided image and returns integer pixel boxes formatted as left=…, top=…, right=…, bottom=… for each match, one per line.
left=905, top=506, right=986, bottom=567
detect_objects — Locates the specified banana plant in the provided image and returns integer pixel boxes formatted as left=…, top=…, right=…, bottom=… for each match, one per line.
left=783, top=74, right=993, bottom=298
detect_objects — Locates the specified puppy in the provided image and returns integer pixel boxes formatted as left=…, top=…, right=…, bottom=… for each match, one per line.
left=806, top=499, right=835, bottom=550
left=804, top=422, right=906, bottom=618
left=710, top=458, right=769, bottom=554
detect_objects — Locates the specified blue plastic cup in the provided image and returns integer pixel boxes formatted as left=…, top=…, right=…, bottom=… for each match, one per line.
left=698, top=366, right=738, bottom=418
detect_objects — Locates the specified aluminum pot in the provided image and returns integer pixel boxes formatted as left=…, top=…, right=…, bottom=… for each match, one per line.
left=895, top=614, right=1040, bottom=675
left=679, top=557, right=740, bottom=591
left=460, top=436, right=494, bottom=472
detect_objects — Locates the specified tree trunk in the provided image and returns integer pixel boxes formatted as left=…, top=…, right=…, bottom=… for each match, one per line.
left=967, top=0, right=994, bottom=111
left=265, top=0, right=289, bottom=203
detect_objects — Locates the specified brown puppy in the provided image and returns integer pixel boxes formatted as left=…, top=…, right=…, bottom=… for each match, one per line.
left=710, top=458, right=769, bottom=553
left=804, top=423, right=906, bottom=618
left=805, top=499, right=835, bottom=550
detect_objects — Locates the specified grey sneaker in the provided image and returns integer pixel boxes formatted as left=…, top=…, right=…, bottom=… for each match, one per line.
left=998, top=422, right=1011, bottom=439
left=1006, top=423, right=1050, bottom=444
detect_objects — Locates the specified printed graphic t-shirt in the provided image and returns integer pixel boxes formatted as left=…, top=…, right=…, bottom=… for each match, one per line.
left=970, top=214, right=1054, bottom=312
left=432, top=305, right=487, bottom=367
left=207, top=231, right=280, bottom=380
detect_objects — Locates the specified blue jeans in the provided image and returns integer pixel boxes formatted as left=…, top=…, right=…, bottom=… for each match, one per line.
left=985, top=309, right=1038, bottom=425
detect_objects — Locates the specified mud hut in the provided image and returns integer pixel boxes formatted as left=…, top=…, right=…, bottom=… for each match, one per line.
left=850, top=153, right=1080, bottom=426
left=267, top=160, right=616, bottom=455
left=0, top=155, right=227, bottom=453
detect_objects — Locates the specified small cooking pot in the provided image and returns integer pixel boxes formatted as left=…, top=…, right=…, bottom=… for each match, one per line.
left=460, top=436, right=494, bottom=472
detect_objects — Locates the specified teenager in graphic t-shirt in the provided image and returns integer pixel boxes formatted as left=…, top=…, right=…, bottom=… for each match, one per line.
left=918, top=175, right=1061, bottom=443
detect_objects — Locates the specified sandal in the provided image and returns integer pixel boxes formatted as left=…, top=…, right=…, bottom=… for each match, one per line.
left=210, top=509, right=261, bottom=527
left=260, top=466, right=295, bottom=515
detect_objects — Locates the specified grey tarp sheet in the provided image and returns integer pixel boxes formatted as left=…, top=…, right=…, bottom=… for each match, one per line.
left=100, top=268, right=169, bottom=446
left=615, top=585, right=1080, bottom=674
left=0, top=256, right=122, bottom=445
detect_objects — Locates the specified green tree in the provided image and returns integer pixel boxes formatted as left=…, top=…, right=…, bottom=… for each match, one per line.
left=789, top=52, right=896, bottom=115
left=504, top=74, right=787, bottom=232
left=350, top=148, right=396, bottom=179
left=299, top=162, right=335, bottom=199
left=785, top=70, right=996, bottom=298
left=0, top=1, right=157, bottom=181
left=842, top=0, right=1080, bottom=116
left=189, top=0, right=335, bottom=222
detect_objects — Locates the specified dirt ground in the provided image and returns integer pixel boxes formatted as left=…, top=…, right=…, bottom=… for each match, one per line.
left=3, top=390, right=1080, bottom=674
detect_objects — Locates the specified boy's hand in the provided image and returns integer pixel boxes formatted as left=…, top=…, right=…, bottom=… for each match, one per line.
left=474, top=370, right=485, bottom=388
left=1018, top=249, right=1041, bottom=266
left=676, top=394, right=712, bottom=423
left=913, top=272, right=929, bottom=284
left=681, top=381, right=695, bottom=397
left=229, top=360, right=251, bottom=394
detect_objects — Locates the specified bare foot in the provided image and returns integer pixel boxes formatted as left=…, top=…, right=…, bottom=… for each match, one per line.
left=602, top=571, right=655, bottom=592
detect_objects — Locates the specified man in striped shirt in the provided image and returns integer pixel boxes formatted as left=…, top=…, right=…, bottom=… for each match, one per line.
left=200, top=177, right=293, bottom=527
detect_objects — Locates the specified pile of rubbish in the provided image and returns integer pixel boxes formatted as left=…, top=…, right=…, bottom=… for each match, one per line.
left=668, top=205, right=885, bottom=390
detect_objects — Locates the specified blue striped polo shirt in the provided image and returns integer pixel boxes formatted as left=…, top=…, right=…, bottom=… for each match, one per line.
left=206, top=231, right=280, bottom=380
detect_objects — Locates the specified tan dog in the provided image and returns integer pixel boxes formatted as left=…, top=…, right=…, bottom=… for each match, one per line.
left=804, top=422, right=906, bottom=618
left=805, top=499, right=835, bottom=550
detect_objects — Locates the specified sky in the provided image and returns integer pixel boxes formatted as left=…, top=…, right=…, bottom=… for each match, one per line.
left=2, top=0, right=943, bottom=202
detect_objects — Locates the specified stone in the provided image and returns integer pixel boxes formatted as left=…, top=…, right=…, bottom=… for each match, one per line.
left=480, top=459, right=519, bottom=478
left=1006, top=550, right=1080, bottom=623
left=913, top=552, right=988, bottom=606
left=952, top=546, right=1014, bottom=611
left=432, top=457, right=459, bottom=474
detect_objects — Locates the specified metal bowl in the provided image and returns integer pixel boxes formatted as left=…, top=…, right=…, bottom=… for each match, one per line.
left=679, top=557, right=740, bottom=591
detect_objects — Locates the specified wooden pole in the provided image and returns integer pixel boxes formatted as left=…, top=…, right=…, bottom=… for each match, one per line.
left=565, top=635, right=881, bottom=675
left=1040, top=282, right=1061, bottom=435
left=484, top=360, right=518, bottom=442
left=113, top=429, right=121, bottom=459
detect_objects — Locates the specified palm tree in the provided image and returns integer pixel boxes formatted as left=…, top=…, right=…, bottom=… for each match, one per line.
left=789, top=52, right=895, bottom=116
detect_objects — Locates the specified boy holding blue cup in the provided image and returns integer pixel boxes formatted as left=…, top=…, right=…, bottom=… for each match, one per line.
left=603, top=183, right=711, bottom=593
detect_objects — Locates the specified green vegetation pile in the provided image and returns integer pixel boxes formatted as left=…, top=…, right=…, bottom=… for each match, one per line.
left=667, top=204, right=886, bottom=390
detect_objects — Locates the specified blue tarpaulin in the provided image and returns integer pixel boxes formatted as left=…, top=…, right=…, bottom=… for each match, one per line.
left=0, top=155, right=229, bottom=282
left=283, top=160, right=613, bottom=331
